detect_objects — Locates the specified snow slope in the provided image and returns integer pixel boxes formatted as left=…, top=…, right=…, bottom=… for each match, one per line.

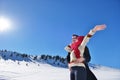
left=0, top=59, right=69, bottom=80
left=0, top=50, right=120, bottom=80
left=0, top=59, right=120, bottom=80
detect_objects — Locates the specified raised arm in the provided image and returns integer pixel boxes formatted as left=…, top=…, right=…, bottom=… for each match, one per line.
left=79, top=24, right=106, bottom=56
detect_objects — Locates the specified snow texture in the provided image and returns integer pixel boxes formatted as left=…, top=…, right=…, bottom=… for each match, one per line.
left=0, top=50, right=120, bottom=80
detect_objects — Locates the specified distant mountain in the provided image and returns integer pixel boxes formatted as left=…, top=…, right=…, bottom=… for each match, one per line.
left=0, top=49, right=119, bottom=69
left=0, top=50, right=67, bottom=67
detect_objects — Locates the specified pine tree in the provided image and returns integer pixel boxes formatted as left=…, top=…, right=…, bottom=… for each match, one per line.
left=10, top=53, right=13, bottom=57
left=33, top=56, right=37, bottom=60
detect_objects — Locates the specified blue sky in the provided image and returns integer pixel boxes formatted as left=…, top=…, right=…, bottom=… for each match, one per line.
left=0, top=0, right=120, bottom=69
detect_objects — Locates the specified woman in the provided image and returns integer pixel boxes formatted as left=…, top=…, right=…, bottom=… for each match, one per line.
left=67, top=46, right=97, bottom=80
left=65, top=24, right=106, bottom=80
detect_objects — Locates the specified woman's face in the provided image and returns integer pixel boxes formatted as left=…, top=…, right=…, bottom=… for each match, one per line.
left=72, top=36, right=77, bottom=43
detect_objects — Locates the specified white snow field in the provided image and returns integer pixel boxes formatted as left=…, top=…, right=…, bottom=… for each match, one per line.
left=0, top=59, right=120, bottom=80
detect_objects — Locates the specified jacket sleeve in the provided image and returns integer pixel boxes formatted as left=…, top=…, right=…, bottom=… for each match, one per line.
left=81, top=29, right=96, bottom=48
left=66, top=52, right=70, bottom=63
left=78, top=29, right=96, bottom=57
left=83, top=46, right=91, bottom=63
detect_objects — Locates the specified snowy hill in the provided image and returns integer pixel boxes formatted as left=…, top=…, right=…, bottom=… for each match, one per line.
left=0, top=50, right=31, bottom=62
left=0, top=50, right=67, bottom=67
left=0, top=50, right=120, bottom=80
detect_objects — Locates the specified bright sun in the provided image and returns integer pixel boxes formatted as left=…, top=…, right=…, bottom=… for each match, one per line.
left=0, top=17, right=11, bottom=32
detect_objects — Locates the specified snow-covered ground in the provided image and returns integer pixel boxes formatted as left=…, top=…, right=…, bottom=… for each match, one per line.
left=0, top=59, right=120, bottom=80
